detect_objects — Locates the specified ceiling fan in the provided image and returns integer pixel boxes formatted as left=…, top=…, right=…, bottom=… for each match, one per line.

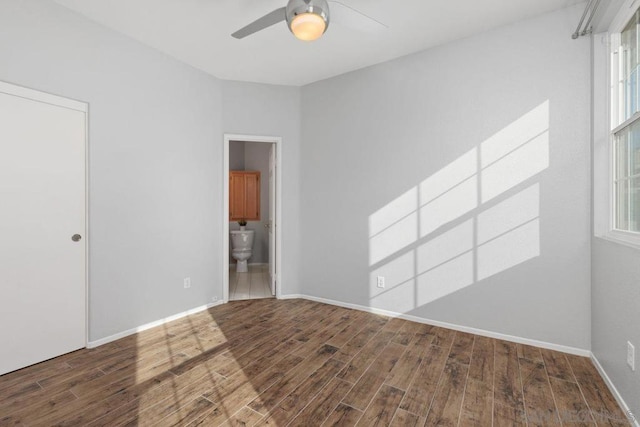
left=231, top=0, right=386, bottom=42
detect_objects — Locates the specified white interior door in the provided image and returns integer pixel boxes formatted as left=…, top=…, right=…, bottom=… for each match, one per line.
left=0, top=82, right=87, bottom=375
left=268, top=144, right=276, bottom=295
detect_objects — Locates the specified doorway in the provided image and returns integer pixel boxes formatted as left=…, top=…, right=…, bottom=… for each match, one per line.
left=0, top=81, right=88, bottom=375
left=223, top=134, right=282, bottom=303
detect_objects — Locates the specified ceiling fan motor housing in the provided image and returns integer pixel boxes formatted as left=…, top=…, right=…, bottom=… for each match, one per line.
left=285, top=0, right=330, bottom=32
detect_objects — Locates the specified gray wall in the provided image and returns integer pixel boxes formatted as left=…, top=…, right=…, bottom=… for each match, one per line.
left=0, top=0, right=302, bottom=341
left=229, top=141, right=245, bottom=170
left=592, top=238, right=640, bottom=419
left=222, top=80, right=302, bottom=296
left=300, top=4, right=592, bottom=349
left=0, top=0, right=223, bottom=341
left=229, top=141, right=271, bottom=264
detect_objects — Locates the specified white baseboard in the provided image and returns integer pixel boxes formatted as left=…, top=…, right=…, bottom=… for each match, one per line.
left=591, top=354, right=639, bottom=427
left=87, top=300, right=224, bottom=348
left=279, top=293, right=591, bottom=357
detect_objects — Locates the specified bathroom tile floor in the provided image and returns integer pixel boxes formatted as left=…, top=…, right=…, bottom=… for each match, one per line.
left=229, top=263, right=274, bottom=301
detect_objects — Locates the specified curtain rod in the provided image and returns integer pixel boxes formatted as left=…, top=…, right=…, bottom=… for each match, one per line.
left=572, top=0, right=603, bottom=39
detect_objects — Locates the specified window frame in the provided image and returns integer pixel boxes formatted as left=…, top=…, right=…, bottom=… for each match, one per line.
left=605, top=2, right=640, bottom=248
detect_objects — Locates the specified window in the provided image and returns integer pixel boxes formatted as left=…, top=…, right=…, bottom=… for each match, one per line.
left=614, top=122, right=640, bottom=232
left=619, top=11, right=640, bottom=121
left=612, top=9, right=640, bottom=237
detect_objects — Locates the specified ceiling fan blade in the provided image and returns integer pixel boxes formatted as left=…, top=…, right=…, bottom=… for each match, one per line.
left=232, top=7, right=287, bottom=39
left=328, top=1, right=387, bottom=33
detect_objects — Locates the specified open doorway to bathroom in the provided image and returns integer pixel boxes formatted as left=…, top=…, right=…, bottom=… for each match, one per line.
left=223, top=134, right=282, bottom=302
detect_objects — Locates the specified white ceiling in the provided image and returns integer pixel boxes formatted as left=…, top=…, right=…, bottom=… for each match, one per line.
left=53, top=0, right=583, bottom=86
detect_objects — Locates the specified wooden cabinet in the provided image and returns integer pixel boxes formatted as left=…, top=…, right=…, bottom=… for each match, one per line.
left=229, top=171, right=260, bottom=221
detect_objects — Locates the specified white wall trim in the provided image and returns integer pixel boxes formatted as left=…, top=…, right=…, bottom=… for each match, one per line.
left=223, top=134, right=283, bottom=303
left=0, top=80, right=87, bottom=112
left=601, top=230, right=640, bottom=251
left=279, top=294, right=591, bottom=357
left=84, top=102, right=90, bottom=349
left=87, top=301, right=223, bottom=348
left=591, top=353, right=639, bottom=426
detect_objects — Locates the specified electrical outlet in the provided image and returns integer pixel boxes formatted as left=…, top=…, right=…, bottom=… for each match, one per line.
left=212, top=296, right=218, bottom=302
left=376, top=276, right=385, bottom=289
left=628, top=341, right=635, bottom=371
left=184, top=277, right=191, bottom=289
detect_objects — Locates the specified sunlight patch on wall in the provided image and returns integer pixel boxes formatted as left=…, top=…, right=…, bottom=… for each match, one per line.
left=416, top=252, right=474, bottom=306
left=368, top=187, right=417, bottom=237
left=477, top=219, right=540, bottom=280
left=476, top=183, right=541, bottom=280
left=367, top=101, right=549, bottom=309
left=368, top=188, right=418, bottom=265
left=369, top=252, right=416, bottom=311
left=369, top=251, right=414, bottom=299
left=419, top=148, right=478, bottom=237
left=481, top=101, right=549, bottom=203
left=369, top=248, right=417, bottom=313
left=477, top=183, right=540, bottom=244
left=368, top=149, right=479, bottom=267
left=417, top=219, right=474, bottom=274
left=419, top=148, right=477, bottom=203
left=419, top=176, right=478, bottom=237
left=481, top=101, right=549, bottom=167
left=481, top=132, right=549, bottom=203
left=414, top=220, right=474, bottom=305
left=369, top=211, right=418, bottom=265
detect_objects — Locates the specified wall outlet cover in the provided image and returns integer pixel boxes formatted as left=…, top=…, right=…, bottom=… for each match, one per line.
left=184, top=277, right=191, bottom=289
left=376, top=276, right=385, bottom=289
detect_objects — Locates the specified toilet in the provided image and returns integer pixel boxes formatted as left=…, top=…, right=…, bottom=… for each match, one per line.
left=230, top=230, right=254, bottom=273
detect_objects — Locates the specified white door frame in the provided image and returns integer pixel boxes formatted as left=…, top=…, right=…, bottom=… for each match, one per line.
left=0, top=79, right=89, bottom=347
left=223, top=134, right=282, bottom=302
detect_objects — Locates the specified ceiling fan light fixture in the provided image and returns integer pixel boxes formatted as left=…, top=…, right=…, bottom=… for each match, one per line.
left=232, top=0, right=385, bottom=41
left=290, top=12, right=327, bottom=41
left=285, top=0, right=329, bottom=41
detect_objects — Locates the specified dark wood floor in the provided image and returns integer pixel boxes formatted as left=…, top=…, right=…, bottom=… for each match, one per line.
left=0, top=299, right=631, bottom=426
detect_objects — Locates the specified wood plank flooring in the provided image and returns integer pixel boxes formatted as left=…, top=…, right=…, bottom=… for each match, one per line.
left=0, top=299, right=632, bottom=426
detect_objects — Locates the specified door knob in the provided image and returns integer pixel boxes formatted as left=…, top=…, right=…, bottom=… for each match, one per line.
left=71, top=234, right=82, bottom=242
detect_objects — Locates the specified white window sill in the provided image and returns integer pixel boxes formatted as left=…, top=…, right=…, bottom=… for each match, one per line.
left=596, top=230, right=640, bottom=251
